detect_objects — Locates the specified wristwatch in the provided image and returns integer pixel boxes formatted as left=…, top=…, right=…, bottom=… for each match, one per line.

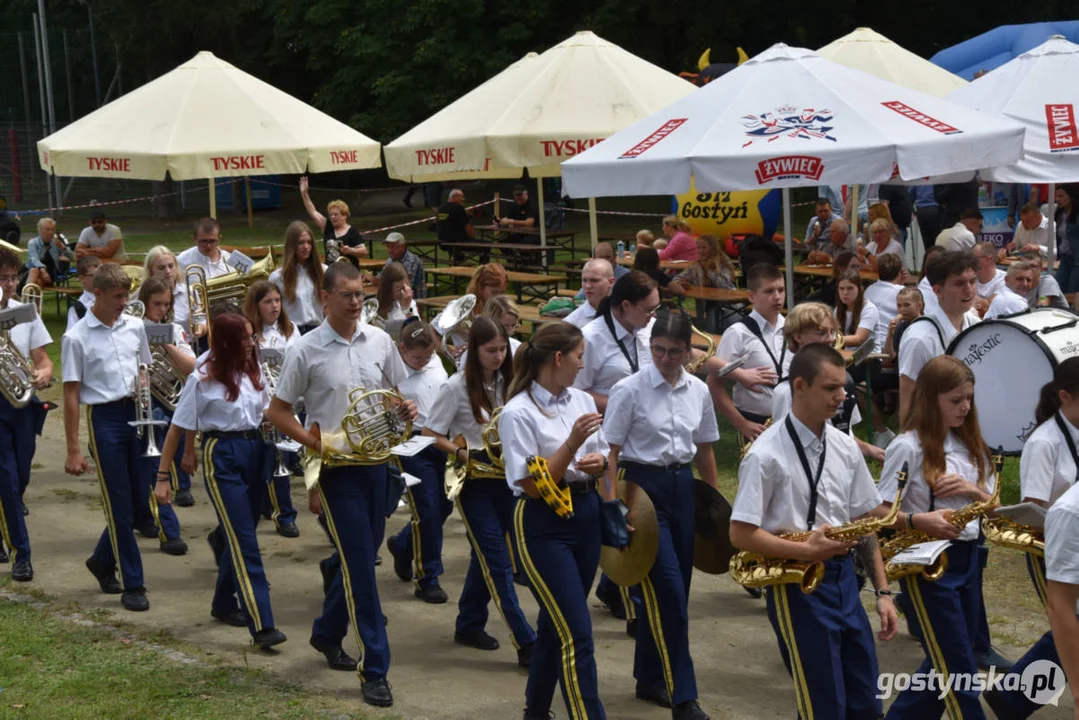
left=873, top=589, right=893, bottom=598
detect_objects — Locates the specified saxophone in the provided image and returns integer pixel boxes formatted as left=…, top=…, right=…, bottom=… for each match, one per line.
left=729, top=462, right=909, bottom=595
left=738, top=418, right=773, bottom=460
left=982, top=516, right=1044, bottom=558
left=882, top=449, right=1004, bottom=582
left=684, top=324, right=716, bottom=374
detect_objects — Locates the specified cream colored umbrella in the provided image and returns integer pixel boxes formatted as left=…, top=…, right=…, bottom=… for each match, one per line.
left=38, top=51, right=381, bottom=217
left=384, top=30, right=696, bottom=247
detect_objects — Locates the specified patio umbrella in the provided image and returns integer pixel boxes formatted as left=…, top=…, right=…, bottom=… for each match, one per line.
left=818, top=28, right=967, bottom=97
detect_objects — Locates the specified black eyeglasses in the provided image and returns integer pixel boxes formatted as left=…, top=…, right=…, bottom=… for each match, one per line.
left=650, top=345, right=687, bottom=360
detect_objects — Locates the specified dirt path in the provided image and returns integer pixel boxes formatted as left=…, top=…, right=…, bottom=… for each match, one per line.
left=14, top=407, right=1075, bottom=719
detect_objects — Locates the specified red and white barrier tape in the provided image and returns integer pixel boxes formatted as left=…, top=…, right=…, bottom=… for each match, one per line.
left=562, top=206, right=665, bottom=218
left=358, top=199, right=497, bottom=236
left=11, top=178, right=242, bottom=216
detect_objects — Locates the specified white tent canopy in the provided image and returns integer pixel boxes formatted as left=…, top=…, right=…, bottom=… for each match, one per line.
left=38, top=51, right=382, bottom=181
left=817, top=28, right=967, bottom=97
left=383, top=30, right=696, bottom=182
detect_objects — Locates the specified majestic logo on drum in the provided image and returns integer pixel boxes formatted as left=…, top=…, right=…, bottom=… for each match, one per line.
left=741, top=106, right=837, bottom=148
left=960, top=333, right=1003, bottom=366
left=1060, top=340, right=1079, bottom=357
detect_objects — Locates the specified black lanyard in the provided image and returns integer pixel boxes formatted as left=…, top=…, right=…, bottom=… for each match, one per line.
left=785, top=416, right=827, bottom=530
left=603, top=311, right=639, bottom=374
left=1054, top=413, right=1079, bottom=483
left=741, top=316, right=786, bottom=376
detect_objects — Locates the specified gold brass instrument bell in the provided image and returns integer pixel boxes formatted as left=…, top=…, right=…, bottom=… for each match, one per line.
left=185, top=265, right=211, bottom=348
left=20, top=283, right=43, bottom=316
left=435, top=294, right=476, bottom=361
left=0, top=292, right=39, bottom=408
left=446, top=408, right=504, bottom=501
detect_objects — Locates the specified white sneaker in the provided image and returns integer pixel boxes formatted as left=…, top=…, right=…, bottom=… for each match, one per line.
left=873, top=428, right=896, bottom=449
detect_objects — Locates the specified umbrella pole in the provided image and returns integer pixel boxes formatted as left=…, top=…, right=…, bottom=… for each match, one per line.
left=537, top=180, right=548, bottom=270
left=851, top=184, right=860, bottom=239
left=208, top=177, right=217, bottom=219
left=588, top=197, right=599, bottom=250
left=245, top=176, right=254, bottom=228
left=783, top=187, right=794, bottom=311
left=1047, top=183, right=1057, bottom=272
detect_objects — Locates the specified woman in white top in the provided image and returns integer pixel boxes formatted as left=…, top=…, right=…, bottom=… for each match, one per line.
left=424, top=317, right=537, bottom=663
left=876, top=356, right=998, bottom=720
left=499, top=321, right=610, bottom=720
left=603, top=311, right=718, bottom=718
left=143, top=245, right=190, bottom=333
left=456, top=295, right=523, bottom=369
left=154, top=313, right=284, bottom=650
left=269, top=221, right=325, bottom=335
left=373, top=262, right=418, bottom=329
left=861, top=218, right=905, bottom=272
left=384, top=321, right=453, bottom=601
left=834, top=269, right=893, bottom=446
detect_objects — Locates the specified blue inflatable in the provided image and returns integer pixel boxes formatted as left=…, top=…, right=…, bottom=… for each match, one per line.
left=931, top=21, right=1079, bottom=80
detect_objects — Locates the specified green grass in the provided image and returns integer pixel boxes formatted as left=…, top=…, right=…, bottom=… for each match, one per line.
left=0, top=594, right=385, bottom=720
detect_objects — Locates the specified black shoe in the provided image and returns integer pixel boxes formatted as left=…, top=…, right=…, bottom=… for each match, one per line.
left=207, top=530, right=225, bottom=567
left=12, top=560, right=33, bottom=582
left=673, top=700, right=710, bottom=720
left=383, top=614, right=389, bottom=627
left=319, top=557, right=338, bottom=595
left=982, top=687, right=1017, bottom=720
left=261, top=507, right=273, bottom=521
left=626, top=618, right=638, bottom=638
left=361, top=678, right=393, bottom=708
left=310, top=636, right=358, bottom=671
left=386, top=535, right=412, bottom=582
left=86, top=556, right=122, bottom=594
left=276, top=522, right=300, bottom=538
left=121, top=587, right=149, bottom=612
left=454, top=630, right=500, bottom=651
left=513, top=573, right=530, bottom=588
left=174, top=489, right=195, bottom=507
left=212, top=609, right=248, bottom=627
left=975, top=646, right=1014, bottom=671
left=374, top=553, right=383, bottom=566
left=517, top=642, right=534, bottom=668
left=414, top=584, right=448, bottom=604
left=160, top=538, right=188, bottom=556
left=742, top=585, right=763, bottom=599
left=253, top=628, right=287, bottom=649
left=595, top=583, right=626, bottom=620
left=635, top=682, right=672, bottom=709
left=137, top=524, right=159, bottom=539
left=0, top=546, right=8, bottom=563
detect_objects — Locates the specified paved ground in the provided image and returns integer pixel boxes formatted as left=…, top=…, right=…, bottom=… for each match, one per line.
left=11, top=405, right=1075, bottom=719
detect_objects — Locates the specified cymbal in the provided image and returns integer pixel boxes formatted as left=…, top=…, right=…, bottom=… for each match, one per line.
left=600, top=479, right=659, bottom=587
left=693, top=479, right=736, bottom=574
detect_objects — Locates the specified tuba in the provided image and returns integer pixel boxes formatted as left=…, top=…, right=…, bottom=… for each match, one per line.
left=21, top=283, right=43, bottom=316
left=303, top=388, right=413, bottom=490
left=0, top=298, right=39, bottom=408
left=185, top=265, right=211, bottom=348
left=684, top=324, right=716, bottom=374
left=730, top=462, right=909, bottom=595
left=436, top=294, right=476, bottom=362
left=446, top=407, right=504, bottom=501
left=143, top=322, right=188, bottom=412
left=881, top=449, right=1004, bottom=582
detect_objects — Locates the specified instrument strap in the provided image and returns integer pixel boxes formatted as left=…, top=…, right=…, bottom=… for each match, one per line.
left=739, top=316, right=786, bottom=376
left=784, top=415, right=827, bottom=530
left=603, top=311, right=639, bottom=374
left=1054, top=412, right=1079, bottom=483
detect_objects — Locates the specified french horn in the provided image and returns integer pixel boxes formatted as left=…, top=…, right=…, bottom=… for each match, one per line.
left=445, top=408, right=504, bottom=501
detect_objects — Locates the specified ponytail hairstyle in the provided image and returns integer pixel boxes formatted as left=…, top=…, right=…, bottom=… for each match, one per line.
left=649, top=309, right=692, bottom=350
left=464, top=316, right=514, bottom=425
left=398, top=319, right=435, bottom=352
left=507, top=321, right=584, bottom=415
left=596, top=269, right=658, bottom=318
left=204, top=313, right=263, bottom=401
left=1035, top=356, right=1079, bottom=425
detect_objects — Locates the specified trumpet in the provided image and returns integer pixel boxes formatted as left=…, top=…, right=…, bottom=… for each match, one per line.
left=729, top=462, right=909, bottom=594
left=185, top=265, right=211, bottom=348
left=446, top=407, right=504, bottom=501
left=128, top=360, right=168, bottom=458
left=21, top=283, right=43, bottom=316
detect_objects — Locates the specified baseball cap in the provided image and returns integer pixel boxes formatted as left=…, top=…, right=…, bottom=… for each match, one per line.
left=384, top=232, right=405, bottom=244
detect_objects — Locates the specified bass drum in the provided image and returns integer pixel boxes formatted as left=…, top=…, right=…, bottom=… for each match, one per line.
left=948, top=308, right=1079, bottom=454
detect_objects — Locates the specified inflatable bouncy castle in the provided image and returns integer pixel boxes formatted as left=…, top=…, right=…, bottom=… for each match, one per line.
left=931, top=21, right=1079, bottom=79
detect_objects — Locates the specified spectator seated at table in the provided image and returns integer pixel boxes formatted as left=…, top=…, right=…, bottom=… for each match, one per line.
left=803, top=197, right=835, bottom=246
left=807, top=249, right=858, bottom=307
left=380, top=232, right=425, bottom=299
left=635, top=229, right=655, bottom=249
left=574, top=242, right=628, bottom=301
left=26, top=216, right=76, bottom=287
left=1006, top=202, right=1050, bottom=257
left=75, top=209, right=126, bottom=260
left=934, top=207, right=982, bottom=252
left=657, top=215, right=697, bottom=262
left=986, top=262, right=1036, bottom=319
left=862, top=202, right=902, bottom=243
left=633, top=246, right=681, bottom=298
left=437, top=188, right=477, bottom=263
left=858, top=218, right=904, bottom=272
left=1018, top=250, right=1069, bottom=309
left=498, top=184, right=538, bottom=241
left=670, top=234, right=736, bottom=290
left=806, top=218, right=855, bottom=264
left=737, top=233, right=783, bottom=281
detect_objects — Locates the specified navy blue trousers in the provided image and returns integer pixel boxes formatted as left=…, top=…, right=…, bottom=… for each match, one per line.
left=596, top=573, right=640, bottom=621
left=202, top=435, right=275, bottom=636
left=393, top=446, right=452, bottom=588
left=623, top=463, right=698, bottom=704
left=456, top=476, right=536, bottom=650
left=766, top=557, right=882, bottom=720
left=312, top=463, right=391, bottom=681
left=152, top=404, right=190, bottom=493
left=886, top=541, right=985, bottom=720
left=514, top=493, right=605, bottom=720
left=988, top=629, right=1064, bottom=717
left=87, top=401, right=145, bottom=590
left=0, top=398, right=29, bottom=562
left=263, top=462, right=298, bottom=527
left=0, top=395, right=39, bottom=502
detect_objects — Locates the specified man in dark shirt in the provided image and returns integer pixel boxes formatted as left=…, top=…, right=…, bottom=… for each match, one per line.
left=500, top=184, right=540, bottom=262
left=437, top=188, right=475, bottom=263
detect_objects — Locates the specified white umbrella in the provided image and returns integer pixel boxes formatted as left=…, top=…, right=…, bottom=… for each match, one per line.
left=818, top=28, right=967, bottom=97
left=384, top=30, right=696, bottom=247
left=38, top=51, right=382, bottom=217
left=947, top=36, right=1079, bottom=266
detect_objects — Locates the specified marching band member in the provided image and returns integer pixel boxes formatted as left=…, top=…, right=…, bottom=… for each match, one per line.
left=730, top=344, right=898, bottom=720
left=603, top=311, right=718, bottom=720
left=500, top=321, right=611, bottom=720
left=1044, top=482, right=1079, bottom=713
left=154, top=312, right=283, bottom=648
left=424, top=317, right=537, bottom=664
left=66, top=255, right=101, bottom=333
left=457, top=295, right=523, bottom=368
left=135, top=278, right=192, bottom=555
left=432, top=263, right=508, bottom=357
left=385, top=321, right=452, bottom=601
left=267, top=261, right=416, bottom=708
left=269, top=221, right=326, bottom=335
left=244, top=281, right=299, bottom=538
left=143, top=245, right=190, bottom=333
left=175, top=218, right=233, bottom=279
left=374, top=263, right=418, bottom=327
left=876, top=356, right=995, bottom=720
left=63, top=264, right=153, bottom=611
left=564, top=258, right=615, bottom=329
left=0, top=248, right=53, bottom=580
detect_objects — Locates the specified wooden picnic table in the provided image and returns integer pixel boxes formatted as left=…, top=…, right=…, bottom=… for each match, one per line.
left=425, top=266, right=567, bottom=304
left=616, top=255, right=694, bottom=271
left=440, top=241, right=556, bottom=269
left=475, top=224, right=581, bottom=259
left=793, top=264, right=878, bottom=281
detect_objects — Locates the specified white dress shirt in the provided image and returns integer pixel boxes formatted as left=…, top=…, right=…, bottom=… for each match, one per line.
left=275, top=320, right=407, bottom=433
left=898, top=304, right=977, bottom=382
left=269, top=265, right=327, bottom=328
left=426, top=371, right=504, bottom=449
left=499, top=382, right=610, bottom=494
left=396, top=353, right=449, bottom=431
left=176, top=245, right=234, bottom=279
left=1045, top=483, right=1079, bottom=612
left=171, top=366, right=269, bottom=432
left=573, top=313, right=654, bottom=397
left=258, top=321, right=298, bottom=353
left=732, top=413, right=881, bottom=534
left=563, top=302, right=599, bottom=329
left=771, top=379, right=861, bottom=437
left=716, top=309, right=788, bottom=417
left=985, top=287, right=1029, bottom=319
left=603, top=364, right=719, bottom=466
left=4, top=299, right=51, bottom=357
left=1013, top=215, right=1050, bottom=256
left=864, top=281, right=901, bottom=351
left=1019, top=414, right=1079, bottom=507
left=917, top=276, right=939, bottom=315
left=61, top=312, right=151, bottom=405
left=878, top=430, right=996, bottom=542
left=837, top=298, right=880, bottom=347
left=66, top=290, right=96, bottom=333
left=171, top=283, right=190, bottom=332
left=976, top=268, right=1006, bottom=299
left=934, top=222, right=977, bottom=251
